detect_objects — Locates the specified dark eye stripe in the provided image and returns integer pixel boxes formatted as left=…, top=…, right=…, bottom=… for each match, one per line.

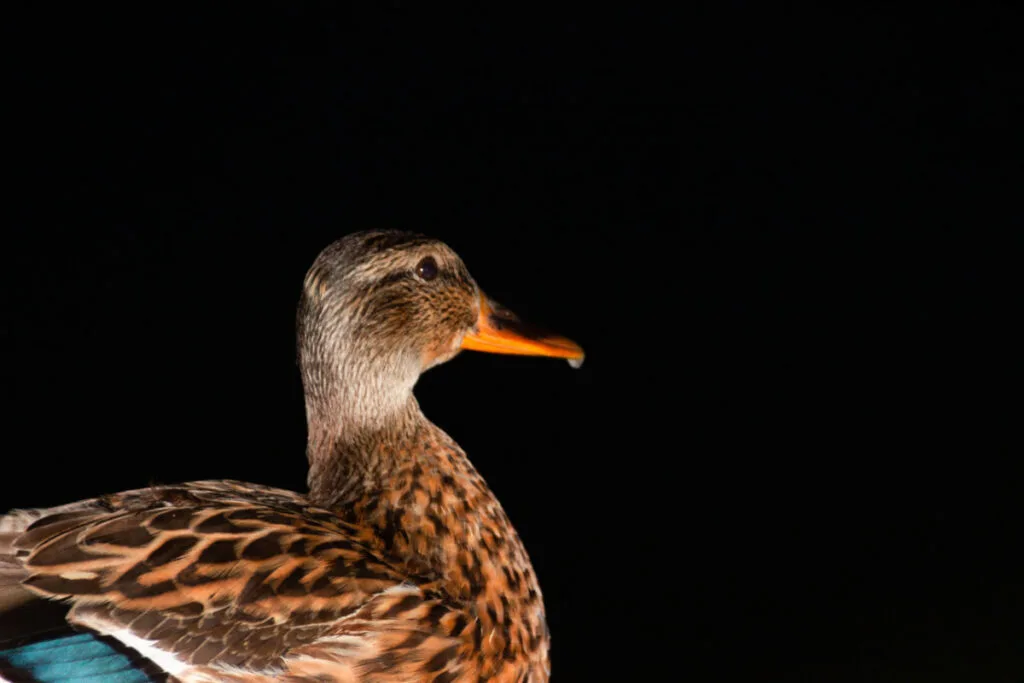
left=375, top=271, right=413, bottom=290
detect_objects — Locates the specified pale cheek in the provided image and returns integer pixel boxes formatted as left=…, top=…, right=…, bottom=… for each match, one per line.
left=420, top=332, right=465, bottom=370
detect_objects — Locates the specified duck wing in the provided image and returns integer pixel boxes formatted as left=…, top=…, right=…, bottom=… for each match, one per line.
left=0, top=481, right=468, bottom=682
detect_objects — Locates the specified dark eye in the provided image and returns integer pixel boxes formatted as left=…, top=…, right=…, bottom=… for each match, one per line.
left=416, top=256, right=438, bottom=281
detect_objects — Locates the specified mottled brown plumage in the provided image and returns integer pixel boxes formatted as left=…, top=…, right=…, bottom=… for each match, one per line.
left=0, top=230, right=582, bottom=682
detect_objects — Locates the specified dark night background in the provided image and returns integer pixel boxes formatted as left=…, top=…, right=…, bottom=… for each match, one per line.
left=1, top=6, right=1019, bottom=681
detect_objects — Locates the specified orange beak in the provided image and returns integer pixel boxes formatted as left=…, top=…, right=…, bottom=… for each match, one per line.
left=460, top=293, right=585, bottom=368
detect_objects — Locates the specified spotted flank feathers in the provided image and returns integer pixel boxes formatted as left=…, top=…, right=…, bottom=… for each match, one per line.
left=0, top=231, right=581, bottom=681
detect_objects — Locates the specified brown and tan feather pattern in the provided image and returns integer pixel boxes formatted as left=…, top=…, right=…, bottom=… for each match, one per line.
left=0, top=231, right=579, bottom=682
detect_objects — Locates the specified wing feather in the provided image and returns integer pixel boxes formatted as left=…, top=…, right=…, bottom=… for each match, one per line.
left=3, top=481, right=469, bottom=681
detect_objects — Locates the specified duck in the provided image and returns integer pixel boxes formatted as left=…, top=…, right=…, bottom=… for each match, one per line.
left=0, top=230, right=583, bottom=683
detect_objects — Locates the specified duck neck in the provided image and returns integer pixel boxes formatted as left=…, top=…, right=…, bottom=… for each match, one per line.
left=306, top=394, right=543, bottom=603
left=304, top=377, right=550, bottom=670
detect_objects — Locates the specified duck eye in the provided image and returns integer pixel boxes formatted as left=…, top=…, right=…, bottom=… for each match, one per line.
left=416, top=256, right=438, bottom=281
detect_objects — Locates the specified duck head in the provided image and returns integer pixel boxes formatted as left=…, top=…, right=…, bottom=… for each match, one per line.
left=297, top=230, right=584, bottom=432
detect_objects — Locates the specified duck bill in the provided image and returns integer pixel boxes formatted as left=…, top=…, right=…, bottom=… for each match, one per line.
left=460, top=293, right=585, bottom=367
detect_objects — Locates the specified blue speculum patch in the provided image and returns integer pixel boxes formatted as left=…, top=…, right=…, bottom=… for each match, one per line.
left=0, top=632, right=158, bottom=683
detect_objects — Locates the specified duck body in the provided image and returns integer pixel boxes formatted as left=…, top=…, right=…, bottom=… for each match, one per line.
left=0, top=231, right=582, bottom=682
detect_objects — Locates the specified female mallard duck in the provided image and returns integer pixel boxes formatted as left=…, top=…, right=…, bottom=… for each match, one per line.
left=0, top=230, right=583, bottom=682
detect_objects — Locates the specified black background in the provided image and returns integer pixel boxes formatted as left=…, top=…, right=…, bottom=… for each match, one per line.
left=2, top=6, right=1020, bottom=681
